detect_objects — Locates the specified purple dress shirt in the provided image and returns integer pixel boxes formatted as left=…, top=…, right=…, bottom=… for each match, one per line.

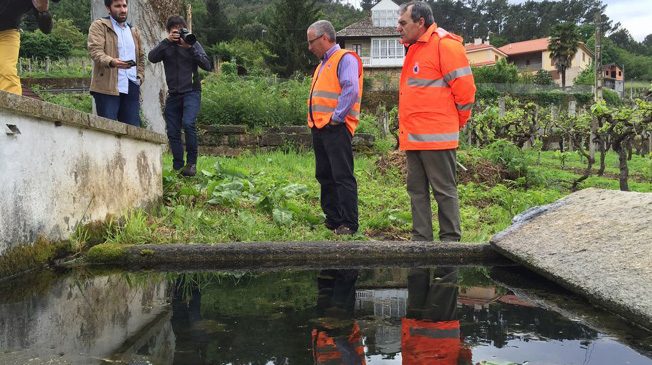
left=317, top=44, right=360, bottom=123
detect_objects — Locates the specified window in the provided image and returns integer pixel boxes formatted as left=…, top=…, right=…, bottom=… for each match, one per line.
left=618, top=71, right=622, bottom=76
left=583, top=53, right=585, bottom=62
left=372, top=38, right=403, bottom=59
left=372, top=9, right=399, bottom=27
left=495, top=55, right=499, bottom=62
left=526, top=59, right=530, bottom=66
left=353, top=44, right=362, bottom=56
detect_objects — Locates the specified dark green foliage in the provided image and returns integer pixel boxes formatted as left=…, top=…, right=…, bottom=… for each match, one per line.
left=202, top=0, right=232, bottom=46
left=50, top=0, right=92, bottom=34
left=19, top=31, right=72, bottom=60
left=534, top=70, right=554, bottom=86
left=574, top=63, right=594, bottom=86
left=198, top=73, right=310, bottom=128
left=602, top=88, right=622, bottom=107
left=472, top=58, right=519, bottom=84
left=263, top=0, right=319, bottom=77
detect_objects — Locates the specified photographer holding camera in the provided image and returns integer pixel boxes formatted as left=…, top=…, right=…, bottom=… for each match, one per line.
left=0, top=0, right=53, bottom=95
left=87, top=0, right=145, bottom=127
left=148, top=15, right=212, bottom=177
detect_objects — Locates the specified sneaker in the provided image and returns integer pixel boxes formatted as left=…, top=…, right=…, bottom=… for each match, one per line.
left=181, top=164, right=196, bottom=177
left=334, top=226, right=357, bottom=235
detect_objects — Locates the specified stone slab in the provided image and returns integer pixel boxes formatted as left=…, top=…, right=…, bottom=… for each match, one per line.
left=92, top=241, right=509, bottom=270
left=490, top=188, right=652, bottom=331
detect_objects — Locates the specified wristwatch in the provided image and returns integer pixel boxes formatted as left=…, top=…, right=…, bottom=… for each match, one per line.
left=37, top=10, right=51, bottom=18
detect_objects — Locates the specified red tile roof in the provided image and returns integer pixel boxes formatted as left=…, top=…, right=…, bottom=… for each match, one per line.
left=464, top=43, right=494, bottom=51
left=469, top=60, right=497, bottom=67
left=499, top=37, right=550, bottom=56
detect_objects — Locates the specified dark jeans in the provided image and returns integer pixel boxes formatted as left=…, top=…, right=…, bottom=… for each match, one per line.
left=92, top=81, right=140, bottom=127
left=165, top=91, right=200, bottom=170
left=312, top=123, right=358, bottom=231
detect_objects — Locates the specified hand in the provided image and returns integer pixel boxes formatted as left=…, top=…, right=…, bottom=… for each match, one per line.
left=110, top=58, right=133, bottom=69
left=32, top=0, right=49, bottom=12
left=178, top=37, right=191, bottom=49
left=167, top=30, right=180, bottom=43
left=329, top=119, right=340, bottom=126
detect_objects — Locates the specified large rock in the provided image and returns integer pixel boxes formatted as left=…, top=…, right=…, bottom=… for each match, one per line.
left=490, top=188, right=652, bottom=331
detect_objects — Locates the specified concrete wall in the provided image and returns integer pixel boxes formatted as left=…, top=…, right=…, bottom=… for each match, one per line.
left=0, top=272, right=174, bottom=363
left=91, top=0, right=170, bottom=135
left=0, top=91, right=166, bottom=255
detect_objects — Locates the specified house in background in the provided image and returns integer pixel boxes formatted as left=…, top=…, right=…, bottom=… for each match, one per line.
left=498, top=37, right=593, bottom=87
left=603, top=63, right=624, bottom=97
left=465, top=40, right=507, bottom=67
left=336, top=0, right=403, bottom=90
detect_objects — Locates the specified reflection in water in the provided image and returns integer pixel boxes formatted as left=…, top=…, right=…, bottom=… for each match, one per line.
left=313, top=269, right=365, bottom=364
left=1, top=267, right=651, bottom=364
left=171, top=278, right=209, bottom=364
left=403, top=267, right=472, bottom=364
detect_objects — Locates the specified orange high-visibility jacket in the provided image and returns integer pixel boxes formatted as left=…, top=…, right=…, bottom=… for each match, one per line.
left=308, top=49, right=364, bottom=136
left=401, top=319, right=472, bottom=365
left=399, top=23, right=476, bottom=151
left=312, top=322, right=366, bottom=364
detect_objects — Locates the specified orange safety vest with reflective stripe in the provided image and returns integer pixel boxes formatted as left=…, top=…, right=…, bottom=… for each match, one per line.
left=398, top=23, right=476, bottom=151
left=312, top=322, right=366, bottom=364
left=308, top=49, right=364, bottom=136
left=401, top=319, right=470, bottom=364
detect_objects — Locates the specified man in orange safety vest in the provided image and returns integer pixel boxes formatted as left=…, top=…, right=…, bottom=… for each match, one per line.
left=396, top=2, right=476, bottom=242
left=307, top=20, right=364, bottom=235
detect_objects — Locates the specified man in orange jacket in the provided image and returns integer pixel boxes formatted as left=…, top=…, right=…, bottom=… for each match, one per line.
left=396, top=2, right=476, bottom=242
left=307, top=20, right=364, bottom=235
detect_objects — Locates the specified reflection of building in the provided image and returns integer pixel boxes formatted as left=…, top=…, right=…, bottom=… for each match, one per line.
left=354, top=286, right=536, bottom=355
left=603, top=63, right=624, bottom=97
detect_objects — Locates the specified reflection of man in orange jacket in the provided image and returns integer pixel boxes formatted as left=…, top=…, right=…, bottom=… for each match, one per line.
left=312, top=269, right=366, bottom=365
left=402, top=267, right=472, bottom=364
left=396, top=1, right=476, bottom=243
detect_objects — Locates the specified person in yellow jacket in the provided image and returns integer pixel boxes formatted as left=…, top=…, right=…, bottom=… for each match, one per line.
left=396, top=1, right=476, bottom=243
left=306, top=20, right=364, bottom=235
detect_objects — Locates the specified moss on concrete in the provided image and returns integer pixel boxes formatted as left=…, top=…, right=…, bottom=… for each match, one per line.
left=87, top=243, right=127, bottom=263
left=0, top=236, right=71, bottom=279
left=140, top=249, right=155, bottom=256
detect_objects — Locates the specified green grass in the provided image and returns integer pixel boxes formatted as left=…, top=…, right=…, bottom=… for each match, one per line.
left=99, top=147, right=651, bottom=246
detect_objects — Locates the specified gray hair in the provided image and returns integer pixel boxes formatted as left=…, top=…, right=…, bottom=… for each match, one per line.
left=308, top=20, right=336, bottom=43
left=399, top=1, right=435, bottom=28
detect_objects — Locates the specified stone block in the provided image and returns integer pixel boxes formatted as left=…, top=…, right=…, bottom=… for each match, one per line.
left=89, top=115, right=127, bottom=136
left=260, top=133, right=284, bottom=146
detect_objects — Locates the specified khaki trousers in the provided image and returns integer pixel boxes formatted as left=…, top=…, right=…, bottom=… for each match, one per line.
left=406, top=149, right=461, bottom=242
left=0, top=29, right=21, bottom=95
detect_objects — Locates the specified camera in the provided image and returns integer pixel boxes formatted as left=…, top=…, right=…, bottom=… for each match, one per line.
left=177, top=28, right=196, bottom=46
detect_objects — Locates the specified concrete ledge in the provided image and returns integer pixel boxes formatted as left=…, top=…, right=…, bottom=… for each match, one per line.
left=0, top=90, right=166, bottom=144
left=89, top=241, right=510, bottom=270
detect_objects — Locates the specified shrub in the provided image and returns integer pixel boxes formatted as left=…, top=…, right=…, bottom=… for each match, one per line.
left=198, top=73, right=310, bottom=128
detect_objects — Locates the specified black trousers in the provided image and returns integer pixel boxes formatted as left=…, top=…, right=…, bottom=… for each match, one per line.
left=311, top=123, right=358, bottom=231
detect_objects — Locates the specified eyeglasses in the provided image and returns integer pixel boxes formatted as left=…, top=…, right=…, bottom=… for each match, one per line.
left=308, top=34, right=323, bottom=45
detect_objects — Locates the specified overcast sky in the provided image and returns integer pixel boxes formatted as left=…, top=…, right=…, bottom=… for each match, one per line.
left=345, top=0, right=651, bottom=42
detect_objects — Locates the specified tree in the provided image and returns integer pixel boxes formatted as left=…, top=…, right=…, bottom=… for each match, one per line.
left=471, top=58, right=519, bottom=84
left=19, top=31, right=72, bottom=60
left=50, top=0, right=92, bottom=34
left=534, top=69, right=554, bottom=85
left=202, top=0, right=232, bottom=46
left=360, top=0, right=377, bottom=12
left=263, top=0, right=319, bottom=77
left=548, top=22, right=581, bottom=89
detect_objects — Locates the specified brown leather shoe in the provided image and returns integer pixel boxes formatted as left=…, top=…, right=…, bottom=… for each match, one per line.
left=324, top=221, right=339, bottom=231
left=181, top=164, right=196, bottom=177
left=334, top=226, right=356, bottom=235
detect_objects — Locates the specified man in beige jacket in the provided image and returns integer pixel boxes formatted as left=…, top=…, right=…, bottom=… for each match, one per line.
left=87, top=0, right=144, bottom=127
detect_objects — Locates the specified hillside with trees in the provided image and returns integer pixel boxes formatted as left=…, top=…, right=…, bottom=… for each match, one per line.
left=16, top=0, right=652, bottom=81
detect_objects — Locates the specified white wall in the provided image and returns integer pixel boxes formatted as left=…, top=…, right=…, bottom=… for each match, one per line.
left=0, top=91, right=165, bottom=255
